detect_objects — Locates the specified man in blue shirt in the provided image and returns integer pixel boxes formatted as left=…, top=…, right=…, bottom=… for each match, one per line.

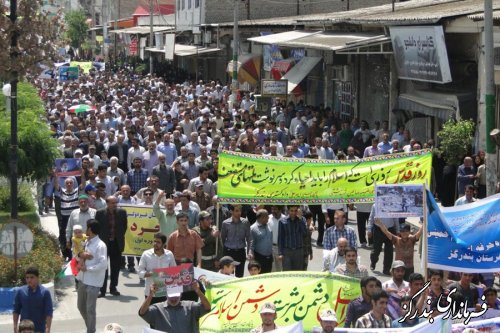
left=13, top=267, right=53, bottom=333
left=278, top=206, right=307, bottom=271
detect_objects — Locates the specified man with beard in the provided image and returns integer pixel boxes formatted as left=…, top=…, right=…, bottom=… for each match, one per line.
left=315, top=308, right=338, bottom=333
left=250, top=303, right=279, bottom=333
left=344, top=276, right=382, bottom=327
left=139, top=281, right=210, bottom=332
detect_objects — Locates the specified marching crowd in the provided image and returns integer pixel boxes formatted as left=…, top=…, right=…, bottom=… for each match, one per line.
left=11, top=67, right=499, bottom=333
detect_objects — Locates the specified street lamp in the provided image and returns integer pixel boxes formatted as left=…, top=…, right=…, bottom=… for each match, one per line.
left=9, top=0, right=19, bottom=219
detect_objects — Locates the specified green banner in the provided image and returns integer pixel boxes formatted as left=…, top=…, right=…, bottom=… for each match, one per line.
left=201, top=272, right=361, bottom=333
left=218, top=150, right=432, bottom=204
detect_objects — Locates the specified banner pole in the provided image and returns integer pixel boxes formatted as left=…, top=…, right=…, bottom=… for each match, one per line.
left=215, top=202, right=220, bottom=256
left=423, top=181, right=428, bottom=281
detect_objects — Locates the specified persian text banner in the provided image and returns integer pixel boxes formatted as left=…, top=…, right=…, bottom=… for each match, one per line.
left=218, top=150, right=432, bottom=204
left=200, top=272, right=361, bottom=333
left=122, top=205, right=159, bottom=256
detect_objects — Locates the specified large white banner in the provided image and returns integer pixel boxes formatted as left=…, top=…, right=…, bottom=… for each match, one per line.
left=390, top=26, right=452, bottom=83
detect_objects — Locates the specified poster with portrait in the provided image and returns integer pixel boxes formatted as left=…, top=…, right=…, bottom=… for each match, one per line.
left=375, top=184, right=424, bottom=218
left=152, top=264, right=194, bottom=298
left=55, top=158, right=81, bottom=177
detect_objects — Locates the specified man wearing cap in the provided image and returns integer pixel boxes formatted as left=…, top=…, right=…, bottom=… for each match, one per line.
left=191, top=181, right=211, bottom=211
left=250, top=302, right=279, bottom=333
left=138, top=232, right=176, bottom=304
left=314, top=308, right=338, bottom=333
left=193, top=211, right=222, bottom=272
left=382, top=260, right=409, bottom=295
left=139, top=279, right=210, bottom=332
left=66, top=194, right=97, bottom=251
left=102, top=323, right=123, bottom=333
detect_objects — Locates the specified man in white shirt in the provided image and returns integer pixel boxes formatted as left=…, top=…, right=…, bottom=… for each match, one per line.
left=138, top=232, right=176, bottom=304
left=76, top=220, right=108, bottom=333
left=323, top=238, right=348, bottom=273
left=382, top=260, right=409, bottom=295
left=268, top=206, right=284, bottom=272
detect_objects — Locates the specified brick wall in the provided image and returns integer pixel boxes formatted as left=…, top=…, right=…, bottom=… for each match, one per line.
left=205, top=0, right=392, bottom=24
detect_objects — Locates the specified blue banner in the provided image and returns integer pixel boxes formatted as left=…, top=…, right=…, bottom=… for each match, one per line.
left=427, top=191, right=500, bottom=272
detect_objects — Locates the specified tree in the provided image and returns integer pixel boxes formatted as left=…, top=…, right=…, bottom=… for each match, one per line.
left=64, top=10, right=89, bottom=50
left=0, top=1, right=62, bottom=81
left=437, top=119, right=475, bottom=166
left=0, top=81, right=61, bottom=181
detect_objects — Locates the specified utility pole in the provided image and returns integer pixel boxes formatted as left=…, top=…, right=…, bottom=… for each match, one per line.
left=149, top=0, right=154, bottom=74
left=91, top=0, right=96, bottom=59
left=103, top=0, right=108, bottom=62
left=231, top=0, right=239, bottom=105
left=484, top=0, right=497, bottom=196
left=9, top=0, right=18, bottom=219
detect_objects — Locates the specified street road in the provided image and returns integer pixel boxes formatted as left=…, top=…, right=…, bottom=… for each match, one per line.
left=0, top=210, right=423, bottom=332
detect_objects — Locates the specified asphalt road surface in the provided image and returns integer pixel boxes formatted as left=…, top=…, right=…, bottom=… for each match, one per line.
left=0, top=210, right=424, bottom=333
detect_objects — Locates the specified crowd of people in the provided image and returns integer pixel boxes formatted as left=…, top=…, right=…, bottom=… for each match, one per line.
left=11, top=68, right=499, bottom=333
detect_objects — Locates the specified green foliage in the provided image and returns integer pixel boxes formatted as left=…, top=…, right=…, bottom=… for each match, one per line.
left=0, top=179, right=35, bottom=212
left=64, top=10, right=88, bottom=49
left=0, top=82, right=61, bottom=181
left=0, top=218, right=63, bottom=287
left=437, top=119, right=475, bottom=165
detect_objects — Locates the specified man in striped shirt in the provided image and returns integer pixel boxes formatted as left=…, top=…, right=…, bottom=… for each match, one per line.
left=55, top=176, right=82, bottom=260
left=277, top=206, right=307, bottom=271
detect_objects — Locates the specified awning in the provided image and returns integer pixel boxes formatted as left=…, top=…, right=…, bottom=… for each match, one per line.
left=397, top=90, right=461, bottom=120
left=336, top=35, right=392, bottom=54
left=281, top=56, right=321, bottom=94
left=247, top=30, right=320, bottom=45
left=174, top=44, right=222, bottom=57
left=277, top=32, right=379, bottom=51
left=146, top=44, right=222, bottom=56
left=110, top=26, right=174, bottom=34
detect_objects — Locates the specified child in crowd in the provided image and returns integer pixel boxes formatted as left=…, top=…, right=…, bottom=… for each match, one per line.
left=247, top=261, right=261, bottom=276
left=303, top=212, right=314, bottom=270
left=375, top=220, right=422, bottom=280
left=72, top=224, right=87, bottom=260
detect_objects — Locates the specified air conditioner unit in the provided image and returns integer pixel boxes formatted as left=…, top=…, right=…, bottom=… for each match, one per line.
left=193, top=33, right=202, bottom=45
left=203, top=31, right=212, bottom=44
left=343, top=65, right=351, bottom=80
left=331, top=65, right=345, bottom=81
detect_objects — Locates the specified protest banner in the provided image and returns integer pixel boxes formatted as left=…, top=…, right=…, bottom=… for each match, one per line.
left=218, top=150, right=432, bottom=204
left=58, top=66, right=79, bottom=81
left=452, top=316, right=500, bottom=333
left=55, top=158, right=81, bottom=177
left=152, top=264, right=194, bottom=298
left=122, top=205, right=159, bottom=256
left=70, top=61, right=93, bottom=74
left=333, top=315, right=451, bottom=333
left=200, top=272, right=361, bottom=333
left=427, top=191, right=500, bottom=272
left=375, top=184, right=424, bottom=218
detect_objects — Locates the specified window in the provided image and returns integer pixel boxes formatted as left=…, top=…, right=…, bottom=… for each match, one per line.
left=182, top=0, right=185, bottom=10
left=188, top=0, right=191, bottom=9
left=195, top=0, right=200, bottom=8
